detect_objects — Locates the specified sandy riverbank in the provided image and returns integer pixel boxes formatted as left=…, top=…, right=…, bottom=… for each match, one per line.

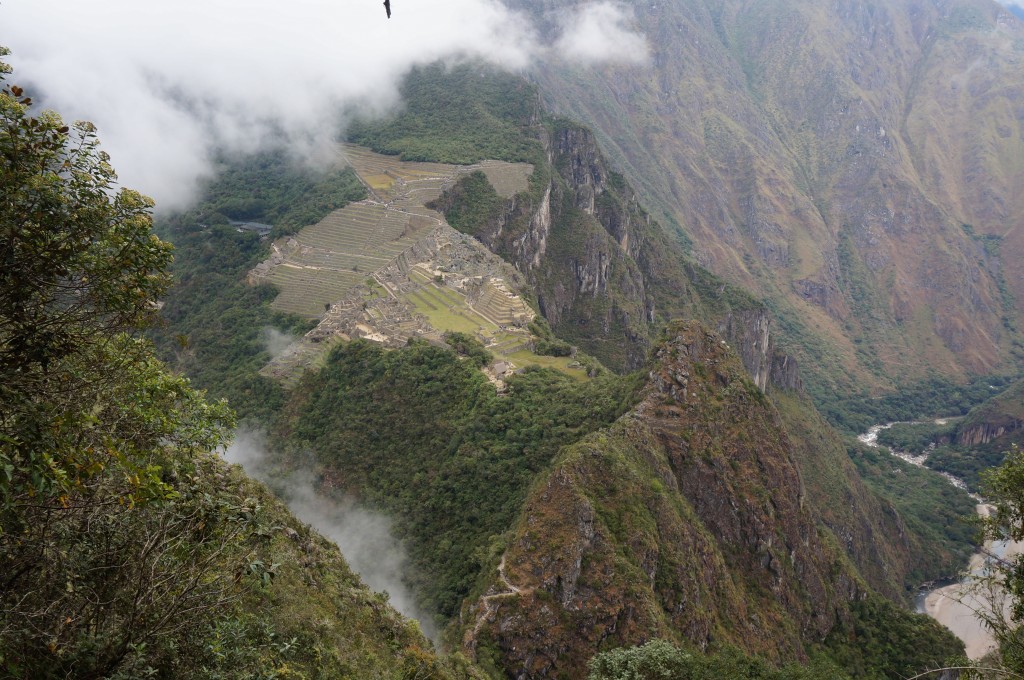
left=924, top=504, right=1024, bottom=659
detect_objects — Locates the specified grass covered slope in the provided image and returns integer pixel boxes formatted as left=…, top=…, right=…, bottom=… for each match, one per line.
left=140, top=452, right=477, bottom=680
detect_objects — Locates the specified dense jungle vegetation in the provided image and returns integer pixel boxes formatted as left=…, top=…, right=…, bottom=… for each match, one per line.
left=150, top=156, right=364, bottom=422
left=347, top=63, right=541, bottom=164
left=277, top=340, right=644, bottom=625
left=191, top=150, right=368, bottom=237
left=847, top=441, right=977, bottom=576
left=0, top=57, right=466, bottom=679
left=816, top=374, right=1016, bottom=435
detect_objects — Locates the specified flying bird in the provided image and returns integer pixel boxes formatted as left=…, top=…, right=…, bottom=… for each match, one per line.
left=383, top=0, right=391, bottom=18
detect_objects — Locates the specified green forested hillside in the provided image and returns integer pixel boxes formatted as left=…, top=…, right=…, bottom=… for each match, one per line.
left=459, top=321, right=964, bottom=679
left=0, top=56, right=473, bottom=679
left=193, top=150, right=368, bottom=236
left=348, top=63, right=541, bottom=164
left=275, top=340, right=643, bottom=624
left=150, top=159, right=365, bottom=421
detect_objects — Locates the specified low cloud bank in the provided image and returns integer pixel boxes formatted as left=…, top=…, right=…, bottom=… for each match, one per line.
left=556, top=2, right=650, bottom=65
left=2, top=0, right=648, bottom=210
left=224, top=429, right=438, bottom=643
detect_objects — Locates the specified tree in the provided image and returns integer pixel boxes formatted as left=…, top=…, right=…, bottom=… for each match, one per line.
left=978, top=444, right=1024, bottom=674
left=586, top=640, right=849, bottom=680
left=0, top=45, right=179, bottom=504
left=0, top=50, right=257, bottom=678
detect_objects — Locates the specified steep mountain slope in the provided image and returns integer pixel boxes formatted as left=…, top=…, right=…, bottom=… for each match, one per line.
left=511, top=0, right=1024, bottom=394
left=460, top=321, right=961, bottom=678
left=775, top=390, right=975, bottom=592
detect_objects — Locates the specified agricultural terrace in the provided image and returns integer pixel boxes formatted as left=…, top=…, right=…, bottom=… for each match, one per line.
left=259, top=147, right=463, bottom=318
left=476, top=160, right=532, bottom=198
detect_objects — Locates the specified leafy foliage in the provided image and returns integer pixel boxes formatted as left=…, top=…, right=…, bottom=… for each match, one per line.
left=816, top=375, right=1015, bottom=435
left=188, top=150, right=366, bottom=237
left=980, top=445, right=1024, bottom=673
left=348, top=63, right=541, bottom=164
left=150, top=219, right=309, bottom=423
left=847, top=441, right=977, bottom=583
left=823, top=594, right=965, bottom=679
left=278, top=340, right=642, bottom=622
left=874, top=421, right=956, bottom=452
left=587, top=640, right=849, bottom=680
left=442, top=331, right=493, bottom=368
left=925, top=443, right=1009, bottom=492
left=0, top=57, right=470, bottom=679
left=0, top=61, right=238, bottom=676
left=535, top=337, right=574, bottom=357
left=433, top=170, right=504, bottom=234
left=0, top=65, right=185, bottom=509
left=149, top=150, right=369, bottom=422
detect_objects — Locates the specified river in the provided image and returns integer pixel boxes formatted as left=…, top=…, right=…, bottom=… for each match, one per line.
left=858, top=420, right=1022, bottom=659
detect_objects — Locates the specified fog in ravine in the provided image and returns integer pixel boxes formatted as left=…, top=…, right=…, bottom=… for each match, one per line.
left=2, top=0, right=647, bottom=211
left=262, top=327, right=297, bottom=360
left=224, top=429, right=439, bottom=643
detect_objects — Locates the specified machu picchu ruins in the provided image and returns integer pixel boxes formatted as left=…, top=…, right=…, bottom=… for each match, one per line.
left=250, top=145, right=583, bottom=385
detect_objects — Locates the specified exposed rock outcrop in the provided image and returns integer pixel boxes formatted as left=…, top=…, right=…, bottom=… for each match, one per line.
left=435, top=120, right=770, bottom=374
left=956, top=378, right=1024, bottom=447
left=716, top=308, right=804, bottom=393
left=958, top=422, right=1023, bottom=447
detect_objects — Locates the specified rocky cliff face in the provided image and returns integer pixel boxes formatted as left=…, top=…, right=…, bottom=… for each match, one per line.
left=461, top=321, right=859, bottom=678
left=509, top=0, right=1024, bottom=393
left=436, top=120, right=811, bottom=384
left=956, top=377, right=1024, bottom=446
left=715, top=308, right=803, bottom=393
left=958, top=422, right=1022, bottom=446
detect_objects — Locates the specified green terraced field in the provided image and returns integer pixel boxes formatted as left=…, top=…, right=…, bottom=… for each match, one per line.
left=477, top=160, right=533, bottom=198
left=265, top=201, right=431, bottom=317
left=506, top=349, right=588, bottom=380
left=402, top=284, right=496, bottom=336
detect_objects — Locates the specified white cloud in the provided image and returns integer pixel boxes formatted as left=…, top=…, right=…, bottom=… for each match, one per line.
left=554, top=1, right=650, bottom=65
left=2, top=0, right=650, bottom=211
left=225, top=429, right=440, bottom=643
left=1, top=0, right=539, bottom=210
